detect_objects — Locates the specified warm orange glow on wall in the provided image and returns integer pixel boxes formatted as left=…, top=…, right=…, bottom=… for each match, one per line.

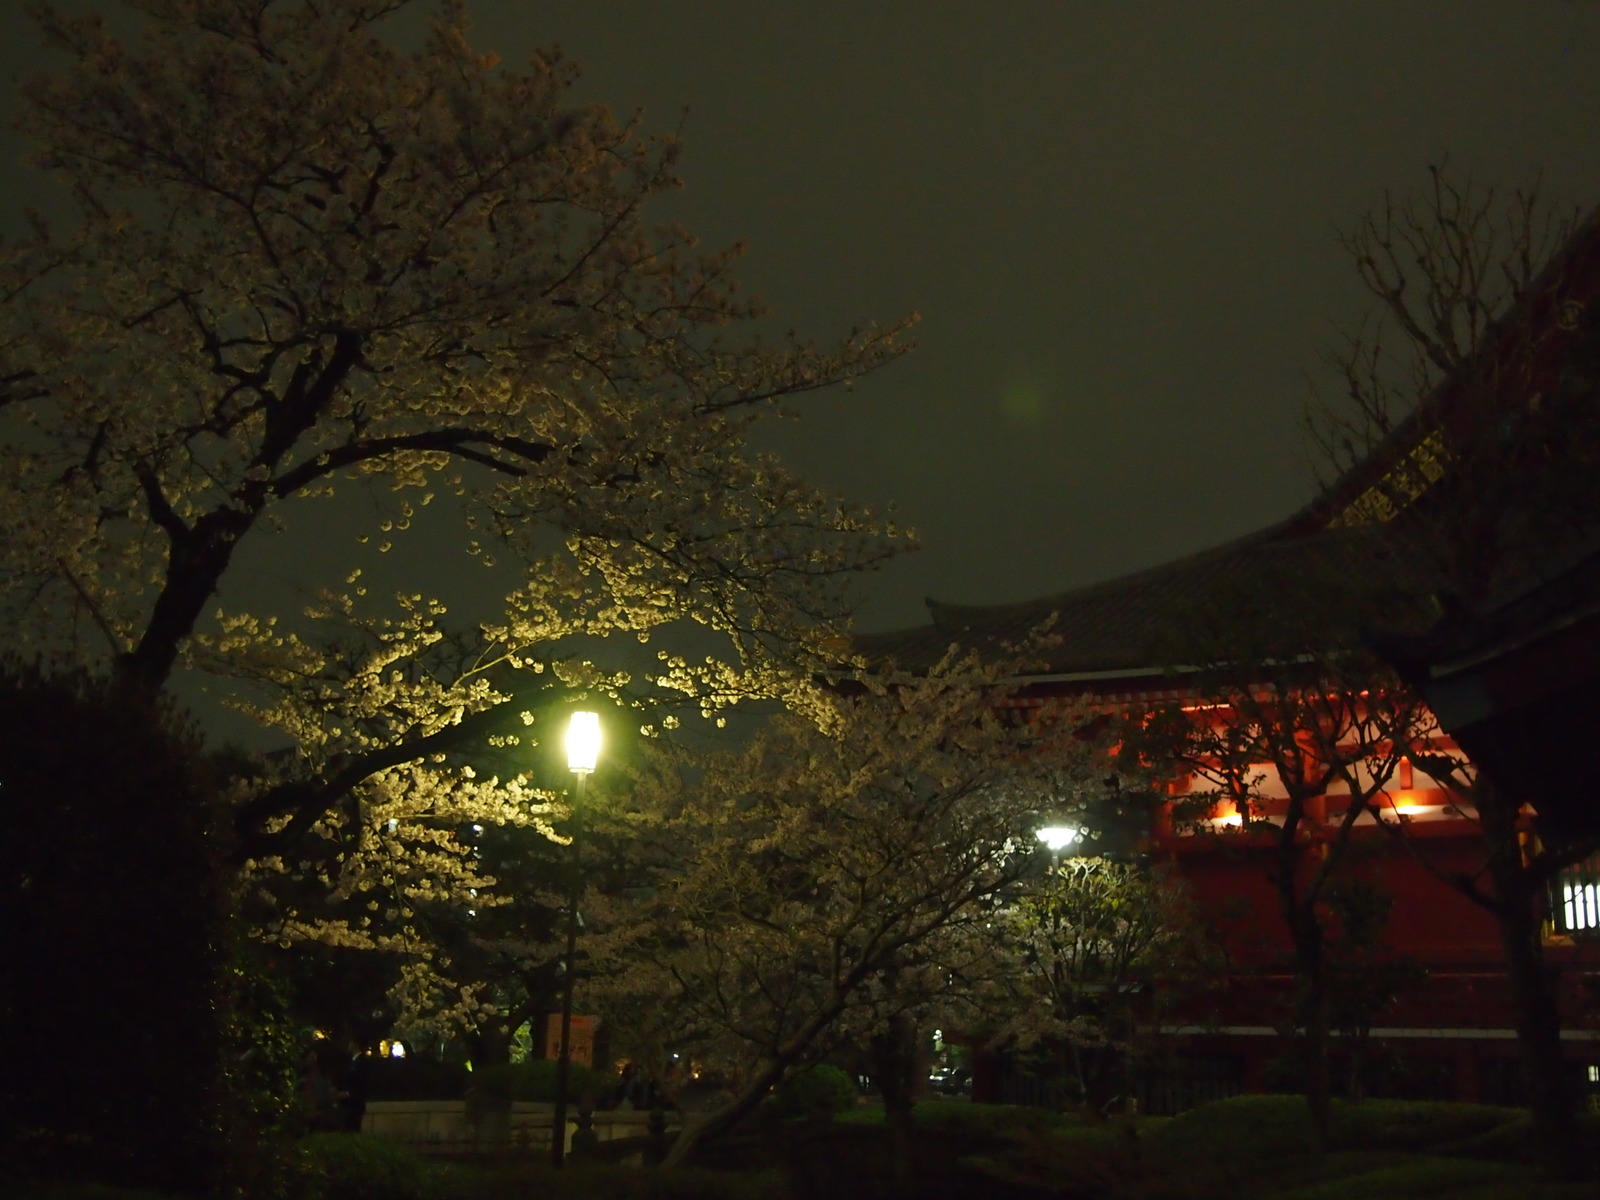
left=1211, top=799, right=1244, bottom=828
left=1390, top=789, right=1428, bottom=815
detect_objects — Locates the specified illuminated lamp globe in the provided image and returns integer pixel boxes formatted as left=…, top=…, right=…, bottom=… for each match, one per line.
left=1035, top=825, right=1079, bottom=852
left=566, top=710, right=602, bottom=776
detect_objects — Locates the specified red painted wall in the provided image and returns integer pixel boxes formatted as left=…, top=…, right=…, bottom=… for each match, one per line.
left=1161, top=827, right=1505, bottom=967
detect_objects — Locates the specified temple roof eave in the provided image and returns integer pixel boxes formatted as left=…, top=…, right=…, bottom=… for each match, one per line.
left=855, top=518, right=1434, bottom=682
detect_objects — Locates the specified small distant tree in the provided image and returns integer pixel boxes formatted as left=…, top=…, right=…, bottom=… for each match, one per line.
left=996, top=857, right=1207, bottom=1112
left=1127, top=564, right=1432, bottom=1146
left=1319, top=864, right=1424, bottom=1102
left=586, top=652, right=1097, bottom=1166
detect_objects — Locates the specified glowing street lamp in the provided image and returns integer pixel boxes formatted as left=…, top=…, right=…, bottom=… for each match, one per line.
left=1036, top=823, right=1079, bottom=868
left=551, top=710, right=601, bottom=1168
left=565, top=710, right=601, bottom=776
left=1035, top=825, right=1079, bottom=852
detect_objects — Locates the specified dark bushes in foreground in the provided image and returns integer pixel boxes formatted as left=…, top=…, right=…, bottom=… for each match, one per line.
left=0, top=666, right=234, bottom=1194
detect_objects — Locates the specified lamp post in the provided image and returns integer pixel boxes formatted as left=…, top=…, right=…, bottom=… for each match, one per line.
left=551, top=710, right=600, bottom=1168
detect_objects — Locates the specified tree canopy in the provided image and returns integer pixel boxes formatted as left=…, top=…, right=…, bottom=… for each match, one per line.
left=0, top=0, right=908, bottom=694
left=0, top=0, right=912, bottom=1028
left=586, top=653, right=1097, bottom=1162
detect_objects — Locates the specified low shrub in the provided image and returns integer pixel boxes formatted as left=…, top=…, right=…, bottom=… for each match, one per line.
left=1431, top=1109, right=1600, bottom=1168
left=0, top=667, right=235, bottom=1193
left=300, top=1132, right=432, bottom=1200
left=1134, top=1100, right=1598, bottom=1198
left=1272, top=1156, right=1536, bottom=1200
left=772, top=1065, right=859, bottom=1118
left=1326, top=1099, right=1520, bottom=1154
left=959, top=1120, right=1136, bottom=1197
left=836, top=1098, right=1072, bottom=1135
left=423, top=1160, right=792, bottom=1200
left=916, top=1099, right=1075, bottom=1138
left=1142, top=1093, right=1319, bottom=1174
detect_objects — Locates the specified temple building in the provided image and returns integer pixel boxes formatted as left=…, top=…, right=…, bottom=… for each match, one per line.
left=858, top=206, right=1600, bottom=1112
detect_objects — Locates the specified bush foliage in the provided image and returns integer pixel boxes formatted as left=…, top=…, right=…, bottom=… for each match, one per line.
left=0, top=666, right=234, bottom=1193
left=300, top=1133, right=432, bottom=1200
left=772, top=1065, right=860, bottom=1118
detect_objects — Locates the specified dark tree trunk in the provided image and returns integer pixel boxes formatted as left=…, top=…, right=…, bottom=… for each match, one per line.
left=470, top=1022, right=512, bottom=1070
left=117, top=334, right=363, bottom=693
left=1343, top=1027, right=1369, bottom=1103
left=119, top=506, right=255, bottom=690
left=871, top=1012, right=921, bottom=1196
left=1479, top=782, right=1581, bottom=1181
left=1292, top=913, right=1333, bottom=1153
left=660, top=1055, right=790, bottom=1168
left=1276, top=834, right=1332, bottom=1153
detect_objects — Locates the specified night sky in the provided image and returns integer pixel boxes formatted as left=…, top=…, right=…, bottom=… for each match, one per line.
left=5, top=1, right=1600, bottom=641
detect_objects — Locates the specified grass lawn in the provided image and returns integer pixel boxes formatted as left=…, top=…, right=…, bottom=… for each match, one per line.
left=844, top=1093, right=1597, bottom=1199
left=10, top=1098, right=1595, bottom=1198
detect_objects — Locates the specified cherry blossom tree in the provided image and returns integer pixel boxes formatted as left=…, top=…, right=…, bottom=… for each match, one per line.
left=995, top=857, right=1208, bottom=1112
left=584, top=652, right=1097, bottom=1165
left=0, top=0, right=912, bottom=1011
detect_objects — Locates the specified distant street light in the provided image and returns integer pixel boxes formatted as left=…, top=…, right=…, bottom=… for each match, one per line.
left=1035, top=823, right=1079, bottom=868
left=551, top=710, right=601, bottom=1169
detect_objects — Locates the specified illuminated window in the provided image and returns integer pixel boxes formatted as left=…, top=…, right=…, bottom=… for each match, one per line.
left=1565, top=881, right=1599, bottom=931
left=1550, top=853, right=1600, bottom=937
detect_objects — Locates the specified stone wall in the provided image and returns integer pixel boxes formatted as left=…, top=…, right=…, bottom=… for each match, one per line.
left=362, top=1100, right=679, bottom=1155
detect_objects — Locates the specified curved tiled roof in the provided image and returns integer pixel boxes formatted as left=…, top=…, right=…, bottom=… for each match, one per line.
left=856, top=519, right=1432, bottom=678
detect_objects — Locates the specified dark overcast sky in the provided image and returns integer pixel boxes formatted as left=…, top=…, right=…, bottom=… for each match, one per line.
left=5, top=1, right=1600, bottom=637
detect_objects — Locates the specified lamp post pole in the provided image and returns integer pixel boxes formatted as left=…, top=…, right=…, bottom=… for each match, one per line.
left=551, top=711, right=600, bottom=1169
